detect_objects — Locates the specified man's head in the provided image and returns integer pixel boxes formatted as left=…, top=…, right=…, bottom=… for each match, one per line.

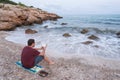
left=28, top=39, right=35, bottom=47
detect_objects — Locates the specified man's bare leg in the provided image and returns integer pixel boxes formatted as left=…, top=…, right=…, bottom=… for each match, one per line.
left=44, top=55, right=54, bottom=65
left=40, top=46, right=54, bottom=64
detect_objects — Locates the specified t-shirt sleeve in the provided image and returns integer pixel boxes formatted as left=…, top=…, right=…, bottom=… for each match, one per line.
left=33, top=49, right=40, bottom=56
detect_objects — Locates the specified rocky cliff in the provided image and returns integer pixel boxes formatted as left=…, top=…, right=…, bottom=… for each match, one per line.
left=0, top=3, right=62, bottom=30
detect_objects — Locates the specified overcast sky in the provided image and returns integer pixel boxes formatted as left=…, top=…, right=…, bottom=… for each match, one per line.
left=12, top=0, right=120, bottom=15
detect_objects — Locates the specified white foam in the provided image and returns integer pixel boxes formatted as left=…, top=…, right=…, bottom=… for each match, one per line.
left=5, top=22, right=120, bottom=60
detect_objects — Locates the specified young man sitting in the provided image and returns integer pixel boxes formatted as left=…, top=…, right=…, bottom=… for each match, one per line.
left=21, top=39, right=54, bottom=68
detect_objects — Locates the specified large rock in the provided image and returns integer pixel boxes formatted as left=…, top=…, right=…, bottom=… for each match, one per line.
left=44, top=25, right=48, bottom=28
left=93, top=45, right=99, bottom=48
left=63, top=33, right=71, bottom=37
left=116, top=32, right=120, bottom=38
left=25, top=29, right=37, bottom=34
left=0, top=22, right=15, bottom=30
left=81, top=41, right=93, bottom=45
left=61, top=23, right=67, bottom=25
left=0, top=3, right=62, bottom=31
left=80, top=29, right=89, bottom=34
left=88, top=35, right=99, bottom=40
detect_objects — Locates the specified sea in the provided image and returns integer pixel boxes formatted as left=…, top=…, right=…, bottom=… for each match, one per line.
left=6, top=14, right=120, bottom=60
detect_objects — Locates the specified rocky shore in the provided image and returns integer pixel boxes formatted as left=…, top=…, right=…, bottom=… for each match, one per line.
left=0, top=2, right=120, bottom=80
left=0, top=31, right=120, bottom=80
left=0, top=3, right=62, bottom=30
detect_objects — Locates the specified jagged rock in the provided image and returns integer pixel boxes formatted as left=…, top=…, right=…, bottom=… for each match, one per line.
left=63, top=33, right=71, bottom=37
left=88, top=35, right=99, bottom=40
left=0, top=22, right=15, bottom=30
left=116, top=32, right=120, bottom=38
left=81, top=41, right=93, bottom=45
left=25, top=29, right=37, bottom=34
left=81, top=29, right=89, bottom=34
left=61, top=23, right=67, bottom=25
left=0, top=3, right=62, bottom=31
left=116, top=32, right=120, bottom=35
left=44, top=25, right=48, bottom=28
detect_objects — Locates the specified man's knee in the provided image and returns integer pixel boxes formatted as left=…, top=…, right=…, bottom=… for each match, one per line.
left=34, top=56, right=44, bottom=65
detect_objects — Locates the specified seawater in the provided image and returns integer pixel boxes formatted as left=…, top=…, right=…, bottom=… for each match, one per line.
left=6, top=14, right=120, bottom=59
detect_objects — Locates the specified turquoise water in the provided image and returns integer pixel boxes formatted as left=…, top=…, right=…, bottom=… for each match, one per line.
left=6, top=15, right=120, bottom=59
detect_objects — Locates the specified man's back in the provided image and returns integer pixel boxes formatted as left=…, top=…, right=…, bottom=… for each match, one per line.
left=21, top=46, right=39, bottom=68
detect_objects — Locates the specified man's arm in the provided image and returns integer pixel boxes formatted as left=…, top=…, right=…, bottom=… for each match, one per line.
left=34, top=44, right=47, bottom=50
left=39, top=44, right=47, bottom=56
left=39, top=47, right=46, bottom=56
left=34, top=47, right=43, bottom=50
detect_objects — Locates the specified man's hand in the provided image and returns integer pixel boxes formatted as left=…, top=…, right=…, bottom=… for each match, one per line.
left=41, top=44, right=47, bottom=50
left=39, top=49, right=45, bottom=56
left=40, top=46, right=44, bottom=50
left=44, top=44, right=47, bottom=49
left=39, top=45, right=47, bottom=56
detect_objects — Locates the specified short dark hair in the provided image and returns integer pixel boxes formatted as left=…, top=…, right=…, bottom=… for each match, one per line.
left=27, top=39, right=35, bottom=46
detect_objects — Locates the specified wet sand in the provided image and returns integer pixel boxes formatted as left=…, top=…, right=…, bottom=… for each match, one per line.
left=0, top=31, right=120, bottom=80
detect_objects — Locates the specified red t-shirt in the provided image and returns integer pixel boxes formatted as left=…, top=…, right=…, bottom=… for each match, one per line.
left=21, top=46, right=40, bottom=68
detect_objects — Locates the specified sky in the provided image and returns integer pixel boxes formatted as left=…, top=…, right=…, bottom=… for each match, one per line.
left=12, top=0, right=120, bottom=15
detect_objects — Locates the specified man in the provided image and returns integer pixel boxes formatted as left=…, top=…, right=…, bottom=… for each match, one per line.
left=21, top=39, right=54, bottom=68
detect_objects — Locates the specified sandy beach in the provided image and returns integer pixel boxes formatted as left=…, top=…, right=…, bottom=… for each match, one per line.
left=0, top=31, right=120, bottom=80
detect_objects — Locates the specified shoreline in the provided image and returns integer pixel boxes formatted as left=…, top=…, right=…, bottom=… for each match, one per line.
left=0, top=31, right=120, bottom=80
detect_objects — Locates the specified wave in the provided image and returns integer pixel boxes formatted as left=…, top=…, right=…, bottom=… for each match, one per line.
left=43, top=26, right=119, bottom=35
left=38, top=20, right=120, bottom=35
left=104, top=19, right=120, bottom=22
left=103, top=22, right=120, bottom=25
left=90, top=21, right=120, bottom=25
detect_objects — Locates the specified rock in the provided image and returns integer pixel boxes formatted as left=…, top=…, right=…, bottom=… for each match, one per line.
left=25, top=29, right=37, bottom=34
left=63, top=33, right=71, bottom=37
left=81, top=29, right=89, bottom=34
left=93, top=45, right=99, bottom=48
left=115, top=73, right=120, bottom=78
left=44, top=25, right=48, bottom=28
left=51, top=22, right=57, bottom=25
left=88, top=35, right=99, bottom=40
left=61, top=23, right=67, bottom=25
left=0, top=3, right=62, bottom=31
left=0, top=22, right=16, bottom=30
left=116, top=32, right=120, bottom=35
left=81, top=41, right=93, bottom=45
left=116, top=32, right=120, bottom=38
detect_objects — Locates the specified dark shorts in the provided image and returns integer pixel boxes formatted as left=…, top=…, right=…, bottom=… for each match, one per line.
left=34, top=56, right=44, bottom=66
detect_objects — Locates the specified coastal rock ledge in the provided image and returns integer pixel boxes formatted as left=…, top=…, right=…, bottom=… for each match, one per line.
left=0, top=3, right=62, bottom=30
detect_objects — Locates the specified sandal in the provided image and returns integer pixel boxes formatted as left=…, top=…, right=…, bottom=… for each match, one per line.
left=39, top=70, right=48, bottom=77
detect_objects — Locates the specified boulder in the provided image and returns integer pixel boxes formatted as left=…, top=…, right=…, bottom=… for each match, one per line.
left=93, top=45, right=99, bottom=48
left=81, top=41, right=93, bottom=45
left=116, top=32, right=120, bottom=38
left=0, top=22, right=15, bottom=30
left=52, top=22, right=57, bottom=25
left=61, top=23, right=67, bottom=25
left=88, top=35, right=99, bottom=40
left=81, top=29, right=89, bottom=34
left=116, top=32, right=120, bottom=35
left=63, top=33, right=71, bottom=37
left=25, top=29, right=37, bottom=34
left=44, top=25, right=48, bottom=28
